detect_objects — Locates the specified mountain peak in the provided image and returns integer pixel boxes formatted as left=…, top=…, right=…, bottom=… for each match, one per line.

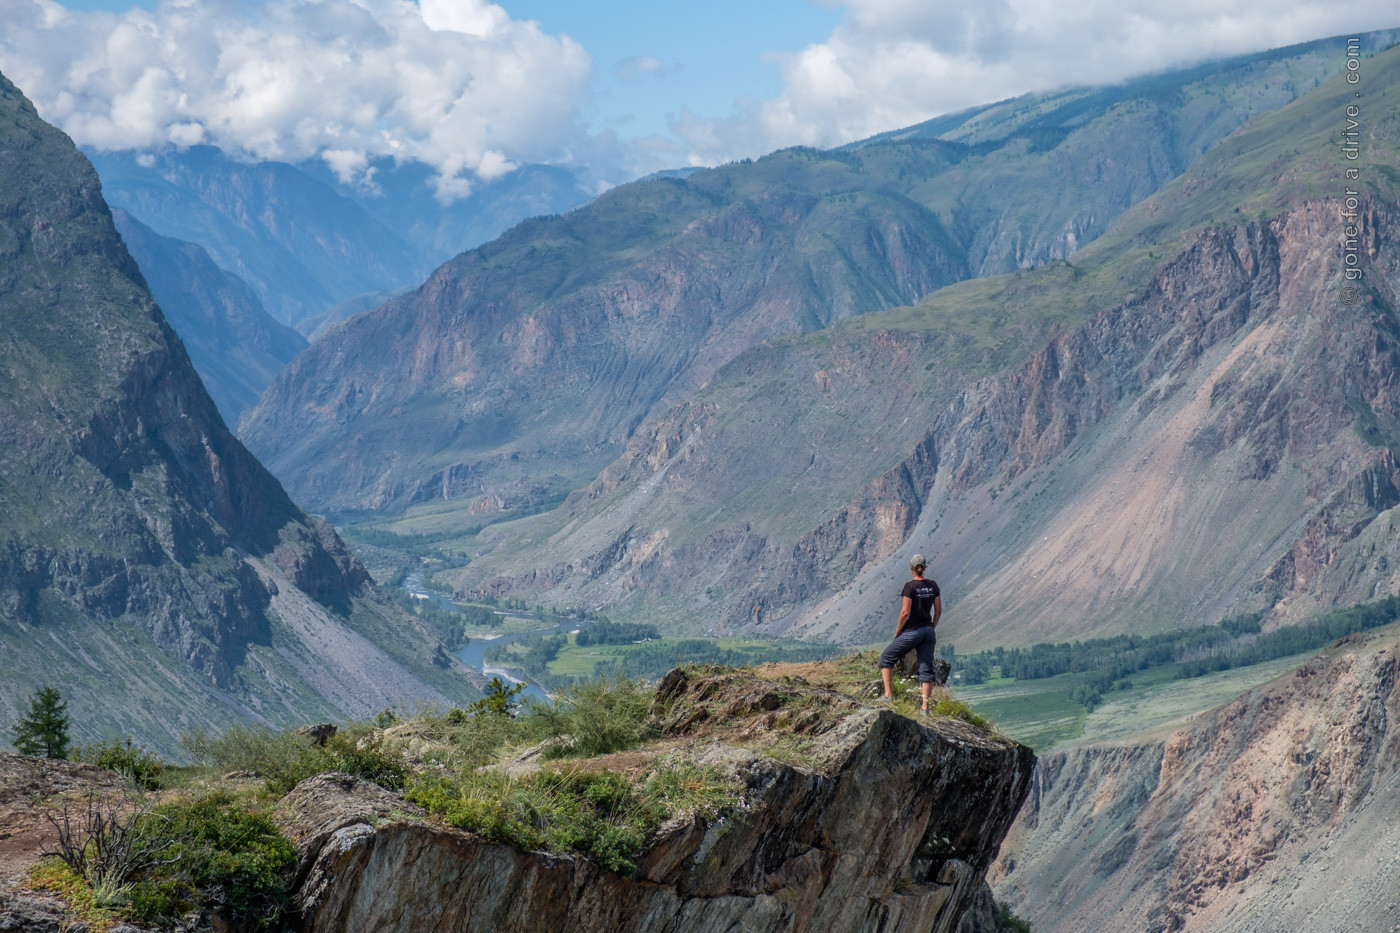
left=0, top=70, right=480, bottom=754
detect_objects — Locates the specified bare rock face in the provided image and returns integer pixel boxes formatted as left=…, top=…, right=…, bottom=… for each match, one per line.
left=0, top=70, right=480, bottom=755
left=276, top=668, right=1034, bottom=933
left=991, top=628, right=1400, bottom=932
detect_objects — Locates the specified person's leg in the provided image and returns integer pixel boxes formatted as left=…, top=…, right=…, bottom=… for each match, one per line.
left=915, top=628, right=938, bottom=711
left=878, top=630, right=916, bottom=700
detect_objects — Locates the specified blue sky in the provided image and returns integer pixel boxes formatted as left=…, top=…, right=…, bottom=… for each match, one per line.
left=503, top=0, right=843, bottom=143
left=2, top=0, right=1396, bottom=193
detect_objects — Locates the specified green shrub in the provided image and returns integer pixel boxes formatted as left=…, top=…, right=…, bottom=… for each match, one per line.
left=927, top=692, right=992, bottom=730
left=73, top=737, right=166, bottom=789
left=154, top=794, right=297, bottom=925
left=321, top=732, right=409, bottom=793
left=180, top=723, right=407, bottom=796
left=521, top=673, right=653, bottom=759
left=995, top=899, right=1032, bottom=932
left=255, top=732, right=409, bottom=797
left=181, top=723, right=308, bottom=775
left=635, top=759, right=736, bottom=822
left=443, top=708, right=532, bottom=770
left=124, top=792, right=297, bottom=931
left=34, top=790, right=297, bottom=932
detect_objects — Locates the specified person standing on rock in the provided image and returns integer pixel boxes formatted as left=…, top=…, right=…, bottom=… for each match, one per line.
left=878, top=554, right=941, bottom=715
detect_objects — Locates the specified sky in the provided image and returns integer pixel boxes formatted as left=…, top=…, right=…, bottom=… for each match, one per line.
left=0, top=0, right=1396, bottom=196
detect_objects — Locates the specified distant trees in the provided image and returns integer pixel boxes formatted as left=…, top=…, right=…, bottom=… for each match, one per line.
left=13, top=685, right=70, bottom=759
left=389, top=588, right=499, bottom=649
left=485, top=633, right=566, bottom=675
left=950, top=596, right=1400, bottom=693
left=575, top=622, right=660, bottom=646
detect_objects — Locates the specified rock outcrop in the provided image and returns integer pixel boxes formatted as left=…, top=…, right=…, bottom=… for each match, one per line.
left=275, top=666, right=1035, bottom=933
left=990, top=627, right=1400, bottom=932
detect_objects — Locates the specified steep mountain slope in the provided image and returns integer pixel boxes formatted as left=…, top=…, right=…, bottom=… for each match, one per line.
left=0, top=72, right=480, bottom=756
left=238, top=34, right=1383, bottom=515
left=86, top=146, right=430, bottom=325
left=111, top=209, right=307, bottom=424
left=242, top=157, right=970, bottom=511
left=451, top=42, right=1400, bottom=646
left=988, top=625, right=1400, bottom=932
left=849, top=33, right=1398, bottom=278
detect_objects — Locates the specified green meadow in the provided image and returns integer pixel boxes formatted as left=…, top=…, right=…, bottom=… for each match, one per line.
left=957, top=647, right=1325, bottom=751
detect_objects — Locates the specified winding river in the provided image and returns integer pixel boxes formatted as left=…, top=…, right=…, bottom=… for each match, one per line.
left=403, top=573, right=555, bottom=703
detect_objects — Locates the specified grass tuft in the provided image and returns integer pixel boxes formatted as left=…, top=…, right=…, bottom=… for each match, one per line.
left=404, top=758, right=739, bottom=876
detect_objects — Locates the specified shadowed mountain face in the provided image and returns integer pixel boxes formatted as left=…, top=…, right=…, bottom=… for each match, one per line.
left=0, top=73, right=479, bottom=755
left=86, top=146, right=430, bottom=326
left=110, top=209, right=308, bottom=425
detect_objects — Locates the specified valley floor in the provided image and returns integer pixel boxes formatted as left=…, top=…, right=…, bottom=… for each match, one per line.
left=959, top=648, right=1320, bottom=751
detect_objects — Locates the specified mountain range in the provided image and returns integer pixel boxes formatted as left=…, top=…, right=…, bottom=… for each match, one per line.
left=235, top=32, right=1400, bottom=650
left=87, top=146, right=593, bottom=329
left=0, top=72, right=481, bottom=756
left=2, top=23, right=1399, bottom=933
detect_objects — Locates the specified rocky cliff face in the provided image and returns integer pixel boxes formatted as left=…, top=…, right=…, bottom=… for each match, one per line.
left=452, top=45, right=1400, bottom=646
left=275, top=666, right=1035, bottom=933
left=0, top=71, right=480, bottom=755
left=989, top=627, right=1400, bottom=933
left=235, top=36, right=1378, bottom=517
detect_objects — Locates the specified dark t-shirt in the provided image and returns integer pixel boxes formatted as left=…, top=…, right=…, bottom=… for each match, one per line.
left=902, top=578, right=941, bottom=629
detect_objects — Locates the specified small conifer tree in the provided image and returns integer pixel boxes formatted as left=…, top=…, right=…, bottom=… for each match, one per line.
left=13, top=685, right=70, bottom=759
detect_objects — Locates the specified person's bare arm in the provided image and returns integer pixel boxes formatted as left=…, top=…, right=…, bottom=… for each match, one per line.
left=896, top=596, right=912, bottom=636
left=931, top=595, right=942, bottom=629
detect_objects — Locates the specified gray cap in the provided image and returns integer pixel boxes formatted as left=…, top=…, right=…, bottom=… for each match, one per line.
left=910, top=554, right=927, bottom=570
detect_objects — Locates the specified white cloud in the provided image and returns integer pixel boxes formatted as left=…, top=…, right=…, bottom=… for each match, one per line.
left=0, top=0, right=1392, bottom=189
left=616, top=55, right=666, bottom=82
left=676, top=0, right=1399, bottom=165
left=0, top=0, right=592, bottom=196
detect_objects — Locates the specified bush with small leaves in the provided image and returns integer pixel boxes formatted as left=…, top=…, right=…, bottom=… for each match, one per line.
left=73, top=737, right=166, bottom=790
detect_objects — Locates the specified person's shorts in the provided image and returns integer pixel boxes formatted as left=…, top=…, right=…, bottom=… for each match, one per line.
left=878, top=626, right=938, bottom=683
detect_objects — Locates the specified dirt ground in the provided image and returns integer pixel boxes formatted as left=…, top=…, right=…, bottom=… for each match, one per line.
left=0, top=752, right=126, bottom=894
